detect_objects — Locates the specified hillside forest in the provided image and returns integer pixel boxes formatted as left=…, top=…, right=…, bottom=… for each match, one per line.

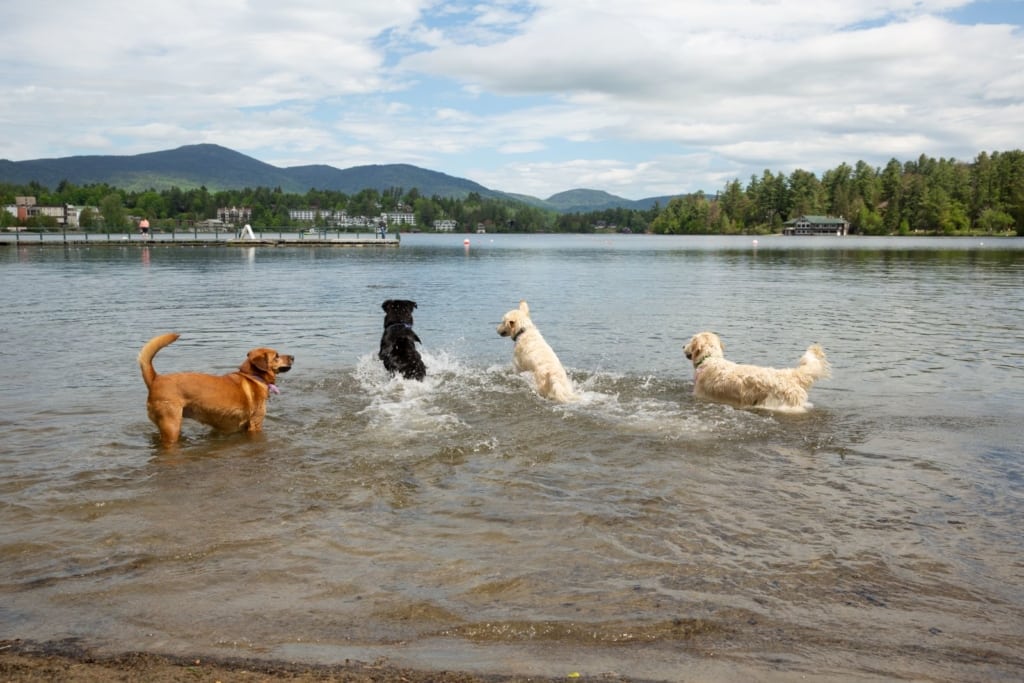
left=3, top=150, right=1023, bottom=236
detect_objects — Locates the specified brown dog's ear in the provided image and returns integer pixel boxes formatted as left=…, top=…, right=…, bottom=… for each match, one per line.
left=248, top=350, right=272, bottom=372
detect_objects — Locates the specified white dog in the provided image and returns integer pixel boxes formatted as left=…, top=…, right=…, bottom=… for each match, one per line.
left=497, top=300, right=578, bottom=403
left=683, top=331, right=830, bottom=412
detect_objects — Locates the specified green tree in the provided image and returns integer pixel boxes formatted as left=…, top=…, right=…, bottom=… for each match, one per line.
left=188, top=186, right=214, bottom=223
left=100, top=192, right=127, bottom=230
left=992, top=150, right=1024, bottom=233
left=747, top=170, right=787, bottom=227
left=413, top=196, right=439, bottom=229
left=822, top=162, right=854, bottom=220
left=650, top=192, right=711, bottom=234
left=853, top=160, right=881, bottom=210
left=78, top=206, right=99, bottom=228
left=856, top=205, right=885, bottom=235
left=880, top=158, right=903, bottom=233
left=902, top=173, right=927, bottom=232
left=27, top=214, right=59, bottom=229
left=976, top=208, right=1014, bottom=233
left=349, top=189, right=381, bottom=218
left=786, top=169, right=823, bottom=217
left=135, top=190, right=167, bottom=220
left=718, top=179, right=750, bottom=231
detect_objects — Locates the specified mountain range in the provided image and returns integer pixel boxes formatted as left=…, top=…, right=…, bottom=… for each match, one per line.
left=0, top=144, right=678, bottom=213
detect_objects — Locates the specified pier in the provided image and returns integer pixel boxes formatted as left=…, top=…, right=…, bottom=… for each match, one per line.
left=0, top=230, right=401, bottom=248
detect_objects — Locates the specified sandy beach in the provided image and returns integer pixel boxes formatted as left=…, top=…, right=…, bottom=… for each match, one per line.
left=1, top=640, right=617, bottom=683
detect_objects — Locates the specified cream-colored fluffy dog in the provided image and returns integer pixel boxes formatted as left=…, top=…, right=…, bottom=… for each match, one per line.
left=683, top=331, right=829, bottom=412
left=497, top=300, right=578, bottom=403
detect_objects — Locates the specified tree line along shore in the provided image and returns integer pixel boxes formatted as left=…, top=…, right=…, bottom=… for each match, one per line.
left=3, top=150, right=1022, bottom=236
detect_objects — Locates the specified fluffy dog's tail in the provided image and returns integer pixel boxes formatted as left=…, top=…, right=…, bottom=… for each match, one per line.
left=540, top=371, right=579, bottom=403
left=139, top=333, right=180, bottom=389
left=795, top=344, right=830, bottom=387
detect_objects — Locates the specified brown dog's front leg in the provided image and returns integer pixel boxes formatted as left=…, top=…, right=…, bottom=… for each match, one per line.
left=246, top=409, right=266, bottom=432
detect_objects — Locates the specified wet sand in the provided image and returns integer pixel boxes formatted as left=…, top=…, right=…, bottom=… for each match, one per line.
left=1, top=640, right=619, bottom=683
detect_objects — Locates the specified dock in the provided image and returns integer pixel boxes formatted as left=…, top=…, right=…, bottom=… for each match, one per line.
left=0, top=231, right=401, bottom=248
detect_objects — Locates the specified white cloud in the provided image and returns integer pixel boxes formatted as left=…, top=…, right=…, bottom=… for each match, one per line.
left=396, top=4, right=1023, bottom=195
left=497, top=141, right=546, bottom=154
left=1, top=1, right=1022, bottom=199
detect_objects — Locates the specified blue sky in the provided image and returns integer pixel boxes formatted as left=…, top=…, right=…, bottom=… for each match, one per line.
left=2, top=1, right=1022, bottom=199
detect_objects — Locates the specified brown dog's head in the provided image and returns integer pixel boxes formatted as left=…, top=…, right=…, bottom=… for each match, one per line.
left=497, top=300, right=533, bottom=341
left=240, top=347, right=294, bottom=383
left=683, top=332, right=724, bottom=368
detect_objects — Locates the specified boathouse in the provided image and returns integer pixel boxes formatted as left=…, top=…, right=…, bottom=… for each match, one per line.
left=782, top=215, right=849, bottom=236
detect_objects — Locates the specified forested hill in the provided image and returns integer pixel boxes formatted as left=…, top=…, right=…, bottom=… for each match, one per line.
left=545, top=189, right=674, bottom=212
left=0, top=144, right=494, bottom=198
left=0, top=144, right=671, bottom=212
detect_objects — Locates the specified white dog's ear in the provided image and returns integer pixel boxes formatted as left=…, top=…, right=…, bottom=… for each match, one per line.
left=519, top=300, right=530, bottom=316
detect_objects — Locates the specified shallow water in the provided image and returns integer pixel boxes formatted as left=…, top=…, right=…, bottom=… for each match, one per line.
left=1, top=234, right=1023, bottom=681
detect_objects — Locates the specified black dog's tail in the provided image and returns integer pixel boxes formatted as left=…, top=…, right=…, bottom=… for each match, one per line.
left=402, top=356, right=427, bottom=382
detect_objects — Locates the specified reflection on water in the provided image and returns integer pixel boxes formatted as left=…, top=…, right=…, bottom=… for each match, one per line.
left=1, top=235, right=1023, bottom=681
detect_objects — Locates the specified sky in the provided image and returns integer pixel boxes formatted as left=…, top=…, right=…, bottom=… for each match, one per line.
left=2, top=1, right=1022, bottom=200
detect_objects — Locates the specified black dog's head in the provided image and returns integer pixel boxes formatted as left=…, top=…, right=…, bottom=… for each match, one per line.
left=382, top=299, right=417, bottom=328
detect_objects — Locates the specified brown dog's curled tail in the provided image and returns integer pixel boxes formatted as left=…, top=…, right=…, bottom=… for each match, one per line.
left=138, top=333, right=181, bottom=389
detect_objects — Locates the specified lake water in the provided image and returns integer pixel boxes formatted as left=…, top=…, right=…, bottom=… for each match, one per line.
left=1, top=233, right=1022, bottom=682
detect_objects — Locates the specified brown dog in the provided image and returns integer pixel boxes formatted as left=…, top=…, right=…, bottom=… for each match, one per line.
left=138, top=333, right=294, bottom=444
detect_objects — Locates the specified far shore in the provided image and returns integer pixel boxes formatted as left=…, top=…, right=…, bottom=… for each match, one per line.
left=1, top=228, right=1020, bottom=244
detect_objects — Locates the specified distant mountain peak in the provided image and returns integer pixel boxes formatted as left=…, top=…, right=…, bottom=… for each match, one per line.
left=545, top=188, right=673, bottom=213
left=547, top=188, right=623, bottom=202
left=0, top=144, right=681, bottom=212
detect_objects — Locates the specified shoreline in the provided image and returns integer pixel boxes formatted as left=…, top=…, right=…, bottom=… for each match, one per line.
left=0, top=639, right=614, bottom=683
left=0, top=236, right=400, bottom=248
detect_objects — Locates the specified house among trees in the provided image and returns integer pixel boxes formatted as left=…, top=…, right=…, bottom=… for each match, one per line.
left=216, top=206, right=252, bottom=225
left=782, top=214, right=849, bottom=236
left=5, top=196, right=82, bottom=227
left=382, top=211, right=415, bottom=226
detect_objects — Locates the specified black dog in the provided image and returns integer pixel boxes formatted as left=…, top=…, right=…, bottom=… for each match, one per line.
left=378, top=299, right=426, bottom=381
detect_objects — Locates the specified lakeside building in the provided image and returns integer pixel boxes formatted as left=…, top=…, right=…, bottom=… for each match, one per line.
left=782, top=214, right=849, bottom=236
left=5, top=197, right=82, bottom=227
left=285, top=209, right=369, bottom=227
left=382, top=211, right=416, bottom=227
left=288, top=208, right=325, bottom=222
left=433, top=219, right=458, bottom=232
left=282, top=208, right=417, bottom=228
left=217, top=206, right=252, bottom=225
left=195, top=218, right=228, bottom=231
